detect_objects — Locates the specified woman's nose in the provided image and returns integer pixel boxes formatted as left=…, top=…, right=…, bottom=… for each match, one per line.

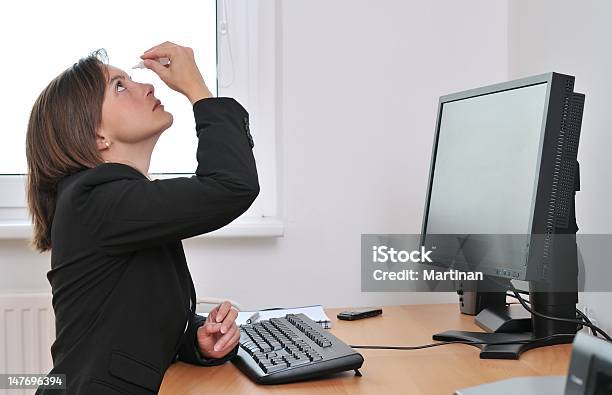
left=145, top=83, right=154, bottom=97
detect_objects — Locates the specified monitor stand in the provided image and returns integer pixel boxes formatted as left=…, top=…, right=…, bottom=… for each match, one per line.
left=433, top=302, right=575, bottom=359
left=433, top=292, right=577, bottom=359
left=474, top=303, right=532, bottom=333
left=432, top=163, right=580, bottom=360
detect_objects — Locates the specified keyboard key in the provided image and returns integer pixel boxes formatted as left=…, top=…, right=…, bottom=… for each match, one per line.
left=264, top=363, right=287, bottom=373
left=258, top=362, right=274, bottom=372
left=309, top=353, right=323, bottom=361
left=244, top=346, right=258, bottom=355
left=288, top=357, right=310, bottom=367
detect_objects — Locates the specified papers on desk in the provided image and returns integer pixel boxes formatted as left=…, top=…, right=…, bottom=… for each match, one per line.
left=200, top=304, right=333, bottom=329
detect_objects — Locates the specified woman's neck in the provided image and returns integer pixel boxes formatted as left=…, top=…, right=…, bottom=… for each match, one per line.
left=101, top=135, right=159, bottom=180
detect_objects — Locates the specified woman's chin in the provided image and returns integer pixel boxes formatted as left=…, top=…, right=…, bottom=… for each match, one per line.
left=156, top=110, right=173, bottom=123
left=162, top=113, right=174, bottom=129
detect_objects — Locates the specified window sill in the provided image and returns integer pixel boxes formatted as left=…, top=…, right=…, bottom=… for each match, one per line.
left=0, top=217, right=284, bottom=240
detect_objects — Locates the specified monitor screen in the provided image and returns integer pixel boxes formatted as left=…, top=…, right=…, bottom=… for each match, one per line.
left=423, top=82, right=549, bottom=276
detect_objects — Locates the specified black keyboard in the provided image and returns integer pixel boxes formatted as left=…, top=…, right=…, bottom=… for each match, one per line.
left=232, top=313, right=364, bottom=384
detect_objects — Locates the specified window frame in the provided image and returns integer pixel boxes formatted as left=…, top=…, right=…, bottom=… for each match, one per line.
left=0, top=0, right=282, bottom=240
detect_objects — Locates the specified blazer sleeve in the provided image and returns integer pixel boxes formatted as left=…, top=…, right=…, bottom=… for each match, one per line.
left=73, top=97, right=259, bottom=256
left=174, top=313, right=239, bottom=366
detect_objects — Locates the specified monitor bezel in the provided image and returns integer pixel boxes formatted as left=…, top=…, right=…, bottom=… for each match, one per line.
left=419, top=72, right=576, bottom=282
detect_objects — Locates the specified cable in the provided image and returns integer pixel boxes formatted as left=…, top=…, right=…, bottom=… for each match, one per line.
left=350, top=333, right=576, bottom=351
left=510, top=289, right=611, bottom=341
left=576, top=308, right=596, bottom=337
left=504, top=292, right=591, bottom=327
left=504, top=288, right=606, bottom=338
left=502, top=286, right=609, bottom=340
left=349, top=294, right=610, bottom=352
left=483, top=276, right=611, bottom=341
left=505, top=292, right=587, bottom=334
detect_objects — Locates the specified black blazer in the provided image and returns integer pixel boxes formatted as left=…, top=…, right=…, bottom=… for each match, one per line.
left=36, top=97, right=259, bottom=394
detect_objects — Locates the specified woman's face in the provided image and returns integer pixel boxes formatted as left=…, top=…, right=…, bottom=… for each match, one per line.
left=97, top=64, right=173, bottom=146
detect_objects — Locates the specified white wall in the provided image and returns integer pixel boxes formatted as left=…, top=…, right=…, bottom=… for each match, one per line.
left=0, top=0, right=509, bottom=310
left=509, top=0, right=612, bottom=335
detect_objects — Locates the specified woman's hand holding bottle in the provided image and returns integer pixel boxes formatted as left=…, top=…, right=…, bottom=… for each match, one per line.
left=140, top=41, right=214, bottom=104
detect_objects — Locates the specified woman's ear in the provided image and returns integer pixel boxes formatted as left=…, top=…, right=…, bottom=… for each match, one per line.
left=95, top=130, right=111, bottom=152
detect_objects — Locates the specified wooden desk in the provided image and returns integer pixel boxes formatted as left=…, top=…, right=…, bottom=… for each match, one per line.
left=160, top=304, right=571, bottom=395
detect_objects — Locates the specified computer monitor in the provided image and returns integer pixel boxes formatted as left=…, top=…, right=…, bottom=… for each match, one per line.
left=420, top=72, right=585, bottom=359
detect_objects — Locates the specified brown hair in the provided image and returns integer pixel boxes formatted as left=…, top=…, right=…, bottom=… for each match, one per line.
left=26, top=48, right=111, bottom=253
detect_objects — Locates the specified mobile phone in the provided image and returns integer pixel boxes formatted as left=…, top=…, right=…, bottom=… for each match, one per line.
left=337, top=307, right=383, bottom=321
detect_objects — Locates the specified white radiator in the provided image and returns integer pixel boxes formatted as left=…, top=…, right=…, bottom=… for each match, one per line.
left=0, top=293, right=55, bottom=395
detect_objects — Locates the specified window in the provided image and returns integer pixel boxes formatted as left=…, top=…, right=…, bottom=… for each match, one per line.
left=0, top=0, right=282, bottom=239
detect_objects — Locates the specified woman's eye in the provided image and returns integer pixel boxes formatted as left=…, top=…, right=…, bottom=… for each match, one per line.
left=116, top=81, right=126, bottom=92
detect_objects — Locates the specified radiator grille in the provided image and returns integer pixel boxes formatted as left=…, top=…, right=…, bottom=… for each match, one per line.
left=0, top=293, right=55, bottom=395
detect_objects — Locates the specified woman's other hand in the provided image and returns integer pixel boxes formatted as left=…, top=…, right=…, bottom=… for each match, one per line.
left=196, top=300, right=240, bottom=359
left=140, top=41, right=213, bottom=104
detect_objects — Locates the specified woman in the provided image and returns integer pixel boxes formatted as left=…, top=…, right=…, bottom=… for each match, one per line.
left=26, top=42, right=259, bottom=394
